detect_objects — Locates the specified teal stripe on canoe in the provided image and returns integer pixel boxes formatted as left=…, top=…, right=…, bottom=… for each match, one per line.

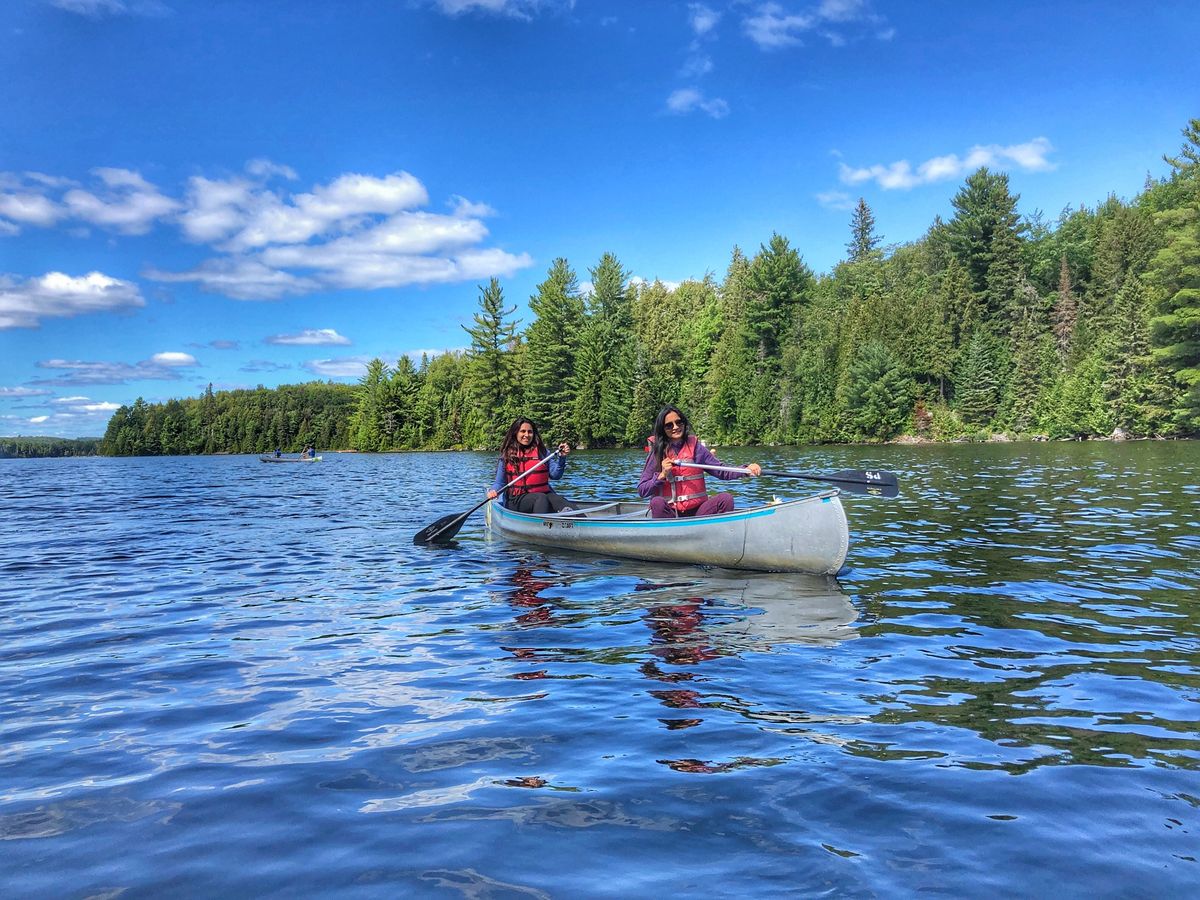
left=495, top=505, right=779, bottom=528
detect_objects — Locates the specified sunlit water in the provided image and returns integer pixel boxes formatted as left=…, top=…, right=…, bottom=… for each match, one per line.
left=2, top=443, right=1197, bottom=896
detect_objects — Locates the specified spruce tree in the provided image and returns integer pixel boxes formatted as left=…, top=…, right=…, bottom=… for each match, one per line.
left=524, top=258, right=585, bottom=441
left=463, top=278, right=520, bottom=447
left=847, top=197, right=881, bottom=262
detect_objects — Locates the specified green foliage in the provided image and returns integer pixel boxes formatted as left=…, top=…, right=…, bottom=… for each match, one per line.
left=100, top=382, right=358, bottom=456
left=842, top=342, right=914, bottom=439
left=98, top=116, right=1200, bottom=454
left=0, top=436, right=100, bottom=458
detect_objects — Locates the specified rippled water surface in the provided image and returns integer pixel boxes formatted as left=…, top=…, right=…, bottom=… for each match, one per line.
left=2, top=443, right=1198, bottom=896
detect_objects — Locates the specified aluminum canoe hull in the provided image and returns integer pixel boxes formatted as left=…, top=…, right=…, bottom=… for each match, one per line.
left=485, top=491, right=849, bottom=575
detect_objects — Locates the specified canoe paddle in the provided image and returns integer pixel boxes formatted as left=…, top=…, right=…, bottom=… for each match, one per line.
left=413, top=449, right=563, bottom=545
left=683, top=461, right=900, bottom=498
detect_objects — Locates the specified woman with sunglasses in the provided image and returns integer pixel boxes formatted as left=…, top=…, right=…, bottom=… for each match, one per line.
left=487, top=416, right=574, bottom=514
left=638, top=405, right=761, bottom=518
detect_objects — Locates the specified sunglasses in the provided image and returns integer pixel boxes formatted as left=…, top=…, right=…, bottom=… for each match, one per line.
left=664, top=418, right=684, bottom=430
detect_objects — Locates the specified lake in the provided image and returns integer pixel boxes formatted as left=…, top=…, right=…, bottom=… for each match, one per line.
left=1, top=442, right=1197, bottom=896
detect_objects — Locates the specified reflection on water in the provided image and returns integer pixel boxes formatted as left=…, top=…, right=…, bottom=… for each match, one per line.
left=1, top=444, right=1198, bottom=896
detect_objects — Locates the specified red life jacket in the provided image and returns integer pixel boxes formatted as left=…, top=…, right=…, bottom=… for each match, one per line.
left=505, top=445, right=550, bottom=498
left=652, top=434, right=707, bottom=512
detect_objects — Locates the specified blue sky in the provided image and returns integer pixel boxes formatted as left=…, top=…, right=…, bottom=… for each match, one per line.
left=2, top=0, right=1197, bottom=437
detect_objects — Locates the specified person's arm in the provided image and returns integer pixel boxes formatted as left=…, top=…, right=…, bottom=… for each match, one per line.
left=547, top=454, right=566, bottom=481
left=487, top=458, right=506, bottom=500
left=694, top=442, right=760, bottom=479
left=637, top=452, right=664, bottom=498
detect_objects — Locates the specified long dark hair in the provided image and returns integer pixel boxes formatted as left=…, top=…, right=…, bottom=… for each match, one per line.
left=499, top=417, right=547, bottom=469
left=650, top=405, right=692, bottom=467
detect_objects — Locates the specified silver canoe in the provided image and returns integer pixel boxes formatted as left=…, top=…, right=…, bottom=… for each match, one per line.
left=259, top=455, right=322, bottom=463
left=485, top=491, right=849, bottom=575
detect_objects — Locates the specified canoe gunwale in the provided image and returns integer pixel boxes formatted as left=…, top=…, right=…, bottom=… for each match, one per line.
left=486, top=491, right=849, bottom=574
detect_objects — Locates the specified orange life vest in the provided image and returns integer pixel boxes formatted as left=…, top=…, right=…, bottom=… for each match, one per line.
left=652, top=435, right=707, bottom=512
left=505, top=445, right=550, bottom=498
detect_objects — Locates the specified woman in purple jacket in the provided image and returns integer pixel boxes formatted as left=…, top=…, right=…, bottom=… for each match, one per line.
left=637, top=405, right=761, bottom=518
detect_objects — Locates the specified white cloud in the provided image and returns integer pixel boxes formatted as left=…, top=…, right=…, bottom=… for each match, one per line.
left=144, top=257, right=321, bottom=301
left=302, top=356, right=371, bottom=379
left=265, top=328, right=352, bottom=346
left=7, top=162, right=532, bottom=302
left=0, top=386, right=52, bottom=397
left=29, top=415, right=49, bottom=423
left=50, top=0, right=169, bottom=17
left=689, top=3, right=721, bottom=36
left=742, top=0, right=889, bottom=50
left=816, top=190, right=856, bottom=210
left=680, top=54, right=714, bottom=78
left=0, top=192, right=63, bottom=228
left=149, top=351, right=198, bottom=366
left=666, top=88, right=730, bottom=119
left=245, top=158, right=298, bottom=181
left=0, top=271, right=145, bottom=329
left=62, top=167, right=181, bottom=234
left=431, top=0, right=568, bottom=19
left=52, top=395, right=91, bottom=404
left=838, top=137, right=1056, bottom=190
left=743, top=3, right=814, bottom=49
left=449, top=195, right=496, bottom=218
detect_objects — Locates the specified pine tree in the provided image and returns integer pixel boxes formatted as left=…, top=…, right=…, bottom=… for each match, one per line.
left=843, top=341, right=913, bottom=439
left=463, top=278, right=520, bottom=447
left=847, top=197, right=881, bottom=262
left=1051, top=254, right=1078, bottom=360
left=944, top=167, right=1023, bottom=301
left=572, top=253, right=634, bottom=446
left=1147, top=118, right=1200, bottom=432
left=524, top=258, right=585, bottom=441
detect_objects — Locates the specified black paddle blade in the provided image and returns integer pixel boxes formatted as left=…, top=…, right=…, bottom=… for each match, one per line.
left=830, top=469, right=899, bottom=497
left=413, top=511, right=469, bottom=544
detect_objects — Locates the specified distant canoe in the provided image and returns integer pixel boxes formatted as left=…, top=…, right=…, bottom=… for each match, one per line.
left=259, top=455, right=322, bottom=463
left=485, top=491, right=849, bottom=575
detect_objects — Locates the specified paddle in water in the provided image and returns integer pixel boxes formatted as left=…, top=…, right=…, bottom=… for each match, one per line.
left=683, top=462, right=900, bottom=498
left=413, top=449, right=563, bottom=544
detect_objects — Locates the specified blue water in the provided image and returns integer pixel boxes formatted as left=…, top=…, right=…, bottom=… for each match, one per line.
left=2, top=443, right=1198, bottom=896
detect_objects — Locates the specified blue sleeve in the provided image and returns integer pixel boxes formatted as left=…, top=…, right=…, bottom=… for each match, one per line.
left=491, top=458, right=507, bottom=501
left=547, top=454, right=566, bottom=481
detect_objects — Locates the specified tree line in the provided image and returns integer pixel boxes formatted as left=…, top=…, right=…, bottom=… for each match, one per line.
left=100, top=118, right=1200, bottom=456
left=0, top=436, right=101, bottom=458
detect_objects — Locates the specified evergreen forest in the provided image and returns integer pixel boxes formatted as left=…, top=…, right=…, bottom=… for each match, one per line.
left=0, top=436, right=101, bottom=459
left=99, top=119, right=1200, bottom=456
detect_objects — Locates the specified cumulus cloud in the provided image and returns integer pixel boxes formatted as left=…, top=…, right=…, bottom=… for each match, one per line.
left=0, top=271, right=145, bottom=329
left=32, top=352, right=198, bottom=386
left=666, top=88, right=730, bottom=119
left=62, top=167, right=182, bottom=234
left=265, top=328, right=351, bottom=346
left=839, top=138, right=1056, bottom=190
left=302, top=356, right=371, bottom=379
left=4, top=162, right=533, bottom=302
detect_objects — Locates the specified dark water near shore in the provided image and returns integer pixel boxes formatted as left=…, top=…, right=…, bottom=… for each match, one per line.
left=2, top=443, right=1198, bottom=897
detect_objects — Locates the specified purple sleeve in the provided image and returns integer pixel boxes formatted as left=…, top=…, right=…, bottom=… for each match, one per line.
left=637, top=452, right=663, bottom=498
